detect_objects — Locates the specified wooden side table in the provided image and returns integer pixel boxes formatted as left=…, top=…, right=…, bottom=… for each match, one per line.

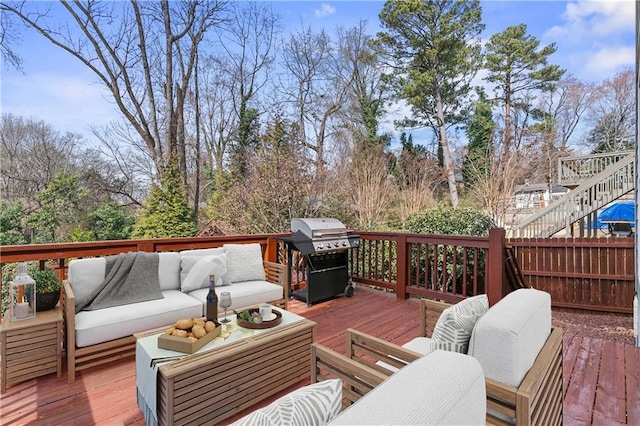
left=1, top=307, right=63, bottom=393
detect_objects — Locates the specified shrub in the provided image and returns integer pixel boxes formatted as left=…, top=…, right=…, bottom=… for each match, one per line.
left=403, top=205, right=494, bottom=236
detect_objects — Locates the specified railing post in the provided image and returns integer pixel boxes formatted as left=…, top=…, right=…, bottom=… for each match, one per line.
left=487, top=228, right=506, bottom=306
left=396, top=234, right=408, bottom=299
left=264, top=236, right=278, bottom=263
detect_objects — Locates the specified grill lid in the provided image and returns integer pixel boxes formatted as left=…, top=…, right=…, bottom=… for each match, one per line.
left=291, top=218, right=347, bottom=240
left=286, top=218, right=360, bottom=254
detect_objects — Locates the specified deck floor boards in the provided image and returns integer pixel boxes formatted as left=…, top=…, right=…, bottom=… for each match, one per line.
left=0, top=286, right=638, bottom=425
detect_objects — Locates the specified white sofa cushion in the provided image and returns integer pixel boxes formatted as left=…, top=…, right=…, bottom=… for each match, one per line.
left=329, top=350, right=486, bottom=425
left=232, top=379, right=342, bottom=426
left=188, top=280, right=283, bottom=311
left=68, top=257, right=107, bottom=311
left=74, top=290, right=203, bottom=347
left=158, top=252, right=181, bottom=291
left=180, top=254, right=229, bottom=292
left=223, top=243, right=265, bottom=283
left=179, top=247, right=225, bottom=257
left=468, top=288, right=551, bottom=388
left=430, top=294, right=488, bottom=353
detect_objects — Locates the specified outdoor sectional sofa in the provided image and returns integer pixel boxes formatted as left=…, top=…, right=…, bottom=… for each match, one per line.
left=62, top=243, right=287, bottom=382
left=311, top=288, right=563, bottom=426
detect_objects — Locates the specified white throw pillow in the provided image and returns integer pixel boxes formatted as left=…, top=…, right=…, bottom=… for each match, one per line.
left=180, top=254, right=229, bottom=292
left=180, top=247, right=231, bottom=287
left=232, top=379, right=342, bottom=426
left=223, top=243, right=266, bottom=283
left=430, top=294, right=488, bottom=354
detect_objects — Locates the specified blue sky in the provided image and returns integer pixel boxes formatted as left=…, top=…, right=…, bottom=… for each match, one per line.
left=1, top=0, right=635, bottom=143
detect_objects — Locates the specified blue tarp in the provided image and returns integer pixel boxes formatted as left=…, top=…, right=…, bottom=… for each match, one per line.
left=599, top=200, right=636, bottom=224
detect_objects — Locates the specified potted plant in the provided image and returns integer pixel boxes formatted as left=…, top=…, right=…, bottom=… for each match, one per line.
left=29, top=268, right=62, bottom=311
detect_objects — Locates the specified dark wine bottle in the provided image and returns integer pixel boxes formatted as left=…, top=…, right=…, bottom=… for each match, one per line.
left=206, top=274, right=218, bottom=322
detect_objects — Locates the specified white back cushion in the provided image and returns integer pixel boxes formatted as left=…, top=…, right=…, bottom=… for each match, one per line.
left=468, top=288, right=551, bottom=387
left=68, top=258, right=107, bottom=310
left=158, top=252, right=181, bottom=291
left=329, top=350, right=486, bottom=425
left=223, top=243, right=265, bottom=283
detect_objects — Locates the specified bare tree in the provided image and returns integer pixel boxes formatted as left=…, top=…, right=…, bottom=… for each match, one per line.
left=395, top=149, right=444, bottom=221
left=584, top=68, right=635, bottom=152
left=468, top=151, right=523, bottom=228
left=1, top=114, right=79, bottom=213
left=0, top=4, right=23, bottom=70
left=344, top=145, right=396, bottom=229
left=280, top=24, right=348, bottom=173
left=334, top=20, right=389, bottom=149
left=1, top=0, right=226, bottom=190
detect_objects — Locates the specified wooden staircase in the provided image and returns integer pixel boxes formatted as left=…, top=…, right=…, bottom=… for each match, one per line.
left=513, top=151, right=635, bottom=238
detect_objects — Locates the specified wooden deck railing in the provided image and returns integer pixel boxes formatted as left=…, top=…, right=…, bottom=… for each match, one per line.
left=0, top=234, right=284, bottom=283
left=1, top=229, right=633, bottom=314
left=346, top=229, right=507, bottom=305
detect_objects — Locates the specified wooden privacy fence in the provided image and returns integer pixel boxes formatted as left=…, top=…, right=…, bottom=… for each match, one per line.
left=508, top=237, right=635, bottom=314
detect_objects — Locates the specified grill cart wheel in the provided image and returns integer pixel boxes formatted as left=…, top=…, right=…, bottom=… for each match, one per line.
left=345, top=280, right=355, bottom=297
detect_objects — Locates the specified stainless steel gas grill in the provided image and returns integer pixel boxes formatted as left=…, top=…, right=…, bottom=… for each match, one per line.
left=281, top=218, right=360, bottom=306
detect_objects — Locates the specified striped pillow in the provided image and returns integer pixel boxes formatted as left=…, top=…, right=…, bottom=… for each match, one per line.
left=232, top=379, right=342, bottom=426
left=430, top=294, right=488, bottom=354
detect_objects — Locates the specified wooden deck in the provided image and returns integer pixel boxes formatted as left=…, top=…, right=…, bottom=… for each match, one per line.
left=0, top=286, right=638, bottom=425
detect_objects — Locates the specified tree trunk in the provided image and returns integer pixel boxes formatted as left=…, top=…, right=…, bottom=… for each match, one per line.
left=435, top=94, right=459, bottom=207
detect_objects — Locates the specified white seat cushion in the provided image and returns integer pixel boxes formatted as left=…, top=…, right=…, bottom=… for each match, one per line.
left=468, top=288, right=551, bottom=388
left=187, top=280, right=283, bottom=311
left=377, top=336, right=435, bottom=373
left=330, top=350, right=486, bottom=425
left=74, top=290, right=202, bottom=347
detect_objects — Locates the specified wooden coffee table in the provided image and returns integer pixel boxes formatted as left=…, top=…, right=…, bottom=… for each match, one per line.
left=135, top=309, right=315, bottom=426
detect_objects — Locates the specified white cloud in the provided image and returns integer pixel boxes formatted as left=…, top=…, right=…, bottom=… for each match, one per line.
left=583, top=45, right=636, bottom=75
left=541, top=0, right=634, bottom=81
left=544, top=0, right=634, bottom=42
left=314, top=3, right=336, bottom=18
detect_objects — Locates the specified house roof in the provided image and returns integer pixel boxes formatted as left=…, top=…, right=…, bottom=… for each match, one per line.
left=514, top=183, right=569, bottom=194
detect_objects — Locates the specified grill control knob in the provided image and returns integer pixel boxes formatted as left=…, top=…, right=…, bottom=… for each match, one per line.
left=326, top=243, right=332, bottom=248
left=317, top=243, right=324, bottom=250
left=342, top=241, right=347, bottom=247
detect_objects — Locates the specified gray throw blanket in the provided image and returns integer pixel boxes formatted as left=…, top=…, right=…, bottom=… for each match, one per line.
left=76, top=252, right=163, bottom=313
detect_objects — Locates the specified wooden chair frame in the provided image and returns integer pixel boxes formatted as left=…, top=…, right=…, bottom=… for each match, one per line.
left=63, top=260, right=287, bottom=383
left=311, top=298, right=563, bottom=425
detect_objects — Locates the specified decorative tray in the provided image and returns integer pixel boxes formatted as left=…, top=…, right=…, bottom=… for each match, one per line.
left=236, top=308, right=282, bottom=329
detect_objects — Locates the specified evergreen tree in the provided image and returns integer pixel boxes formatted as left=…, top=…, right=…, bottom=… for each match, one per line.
left=26, top=172, right=88, bottom=243
left=0, top=200, right=26, bottom=245
left=376, top=0, right=485, bottom=207
left=484, top=24, right=564, bottom=155
left=131, top=163, right=196, bottom=238
left=89, top=201, right=135, bottom=241
left=463, top=93, right=495, bottom=186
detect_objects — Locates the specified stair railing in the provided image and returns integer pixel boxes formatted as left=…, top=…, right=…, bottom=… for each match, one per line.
left=514, top=153, right=635, bottom=238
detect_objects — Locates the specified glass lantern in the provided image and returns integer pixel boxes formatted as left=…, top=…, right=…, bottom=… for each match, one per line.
left=9, top=262, right=36, bottom=321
